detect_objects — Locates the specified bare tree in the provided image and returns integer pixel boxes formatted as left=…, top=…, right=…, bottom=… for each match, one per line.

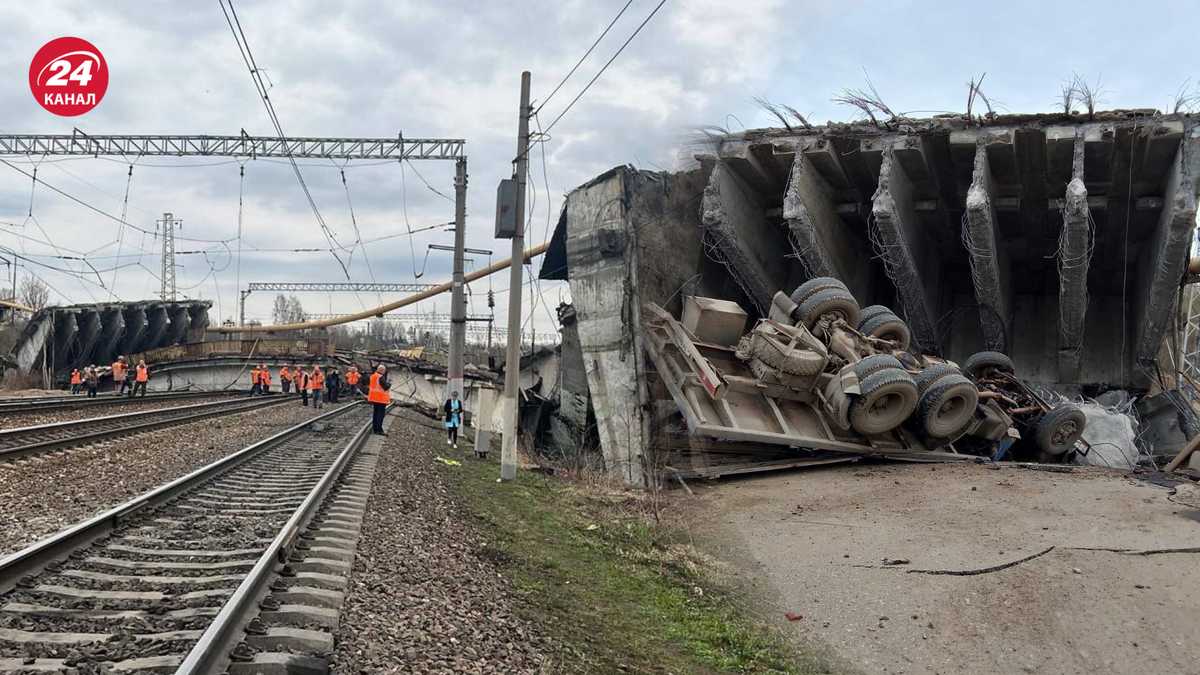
left=271, top=294, right=290, bottom=324
left=272, top=294, right=306, bottom=323
left=285, top=295, right=305, bottom=323
left=18, top=275, right=49, bottom=311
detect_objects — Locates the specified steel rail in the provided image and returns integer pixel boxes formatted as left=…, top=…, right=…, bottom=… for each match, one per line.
left=0, top=402, right=363, bottom=595
left=0, top=395, right=290, bottom=461
left=0, top=389, right=239, bottom=414
left=176, top=402, right=379, bottom=674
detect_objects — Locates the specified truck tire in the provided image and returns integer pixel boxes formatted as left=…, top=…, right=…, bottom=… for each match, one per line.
left=849, top=368, right=919, bottom=435
left=858, top=305, right=893, bottom=324
left=1035, top=404, right=1086, bottom=455
left=789, top=277, right=848, bottom=306
left=963, top=351, right=1015, bottom=380
left=743, top=330, right=827, bottom=376
left=853, top=354, right=903, bottom=379
left=858, top=310, right=912, bottom=351
left=798, top=287, right=860, bottom=329
left=914, top=363, right=961, bottom=395
left=917, top=374, right=979, bottom=439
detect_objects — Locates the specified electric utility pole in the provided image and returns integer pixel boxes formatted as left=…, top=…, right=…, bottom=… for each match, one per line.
left=159, top=212, right=180, bottom=301
left=500, top=71, right=531, bottom=482
left=448, top=157, right=468, bottom=399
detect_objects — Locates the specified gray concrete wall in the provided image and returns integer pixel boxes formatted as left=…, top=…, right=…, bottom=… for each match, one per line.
left=565, top=169, right=646, bottom=484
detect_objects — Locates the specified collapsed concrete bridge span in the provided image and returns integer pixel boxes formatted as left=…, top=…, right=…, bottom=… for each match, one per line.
left=543, top=110, right=1200, bottom=483
left=9, top=300, right=210, bottom=377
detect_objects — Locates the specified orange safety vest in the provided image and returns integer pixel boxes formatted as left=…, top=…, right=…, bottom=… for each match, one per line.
left=135, top=364, right=149, bottom=382
left=346, top=370, right=359, bottom=385
left=367, top=372, right=390, bottom=404
left=250, top=368, right=260, bottom=384
left=111, top=361, right=126, bottom=380
left=280, top=367, right=291, bottom=382
left=309, top=370, right=324, bottom=390
left=70, top=370, right=81, bottom=385
left=260, top=368, right=271, bottom=385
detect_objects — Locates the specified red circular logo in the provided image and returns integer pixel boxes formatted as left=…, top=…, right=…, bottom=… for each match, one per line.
left=29, top=37, right=108, bottom=117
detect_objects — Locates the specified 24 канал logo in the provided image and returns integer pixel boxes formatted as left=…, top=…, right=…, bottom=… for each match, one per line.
left=29, top=36, right=108, bottom=116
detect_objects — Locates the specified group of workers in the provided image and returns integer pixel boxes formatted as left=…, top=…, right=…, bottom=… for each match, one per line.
left=246, top=362, right=393, bottom=434
left=69, top=356, right=150, bottom=398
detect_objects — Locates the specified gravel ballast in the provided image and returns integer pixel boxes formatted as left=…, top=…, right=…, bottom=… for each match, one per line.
left=0, top=394, right=237, bottom=431
left=331, top=411, right=552, bottom=674
left=0, top=399, right=339, bottom=556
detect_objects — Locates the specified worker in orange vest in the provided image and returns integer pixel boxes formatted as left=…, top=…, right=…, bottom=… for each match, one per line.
left=292, top=365, right=307, bottom=408
left=111, top=356, right=129, bottom=395
left=249, top=365, right=262, bottom=395
left=367, top=364, right=391, bottom=434
left=258, top=363, right=271, bottom=395
left=131, top=359, right=149, bottom=398
left=69, top=368, right=82, bottom=395
left=345, top=366, right=361, bottom=399
left=279, top=365, right=292, bottom=395
left=309, top=365, right=326, bottom=410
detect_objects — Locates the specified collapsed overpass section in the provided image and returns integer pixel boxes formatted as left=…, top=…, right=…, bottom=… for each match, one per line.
left=10, top=300, right=210, bottom=376
left=542, top=110, right=1200, bottom=483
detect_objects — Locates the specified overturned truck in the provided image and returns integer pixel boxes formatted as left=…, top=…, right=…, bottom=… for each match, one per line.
left=645, top=283, right=1086, bottom=466
left=542, top=110, right=1199, bottom=484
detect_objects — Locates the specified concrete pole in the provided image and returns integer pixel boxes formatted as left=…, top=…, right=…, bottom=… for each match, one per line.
left=448, top=158, right=468, bottom=399
left=238, top=290, right=250, bottom=329
left=500, top=71, right=531, bottom=482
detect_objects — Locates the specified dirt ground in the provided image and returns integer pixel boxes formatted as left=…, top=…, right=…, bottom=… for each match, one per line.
left=690, top=461, right=1200, bottom=675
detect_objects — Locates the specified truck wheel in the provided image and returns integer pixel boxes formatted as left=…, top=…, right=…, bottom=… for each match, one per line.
left=962, top=351, right=1015, bottom=380
left=849, top=368, right=918, bottom=435
left=914, top=363, right=961, bottom=395
left=790, top=277, right=848, bottom=306
left=858, top=310, right=912, bottom=351
left=918, top=374, right=979, bottom=439
left=853, top=354, right=903, bottom=379
left=1035, top=405, right=1086, bottom=455
left=798, top=287, right=860, bottom=329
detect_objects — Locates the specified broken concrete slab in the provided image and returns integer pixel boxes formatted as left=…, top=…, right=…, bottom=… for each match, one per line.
left=1058, top=130, right=1091, bottom=381
left=870, top=144, right=941, bottom=353
left=964, top=140, right=1010, bottom=352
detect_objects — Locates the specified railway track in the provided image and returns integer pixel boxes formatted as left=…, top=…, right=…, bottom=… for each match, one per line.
left=0, top=390, right=240, bottom=415
left=0, top=402, right=376, bottom=673
left=0, top=396, right=292, bottom=462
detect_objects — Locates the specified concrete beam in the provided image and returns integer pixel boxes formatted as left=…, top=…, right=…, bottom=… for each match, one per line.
left=701, top=161, right=790, bottom=314
left=142, top=305, right=169, bottom=352
left=871, top=146, right=941, bottom=353
left=782, top=152, right=872, bottom=300
left=95, top=308, right=125, bottom=365
left=1058, top=131, right=1091, bottom=380
left=1136, top=139, right=1199, bottom=367
left=782, top=152, right=837, bottom=278
left=72, top=309, right=102, bottom=369
left=963, top=141, right=1010, bottom=351
left=50, top=311, right=79, bottom=374
left=119, top=306, right=147, bottom=355
left=13, top=313, right=51, bottom=374
left=165, top=307, right=190, bottom=345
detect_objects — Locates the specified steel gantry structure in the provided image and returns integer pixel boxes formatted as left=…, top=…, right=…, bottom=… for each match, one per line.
left=239, top=281, right=440, bottom=326
left=0, top=129, right=472, bottom=399
left=0, top=132, right=464, bottom=160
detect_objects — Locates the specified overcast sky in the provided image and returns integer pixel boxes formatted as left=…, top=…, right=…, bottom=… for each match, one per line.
left=0, top=0, right=1196, bottom=343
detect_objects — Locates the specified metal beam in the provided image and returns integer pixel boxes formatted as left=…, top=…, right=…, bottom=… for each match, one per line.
left=0, top=132, right=464, bottom=160
left=246, top=282, right=438, bottom=293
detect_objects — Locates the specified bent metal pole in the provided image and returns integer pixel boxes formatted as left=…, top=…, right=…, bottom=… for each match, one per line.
left=217, top=241, right=549, bottom=333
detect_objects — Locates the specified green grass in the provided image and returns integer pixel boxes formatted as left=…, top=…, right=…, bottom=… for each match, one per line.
left=438, top=453, right=843, bottom=674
